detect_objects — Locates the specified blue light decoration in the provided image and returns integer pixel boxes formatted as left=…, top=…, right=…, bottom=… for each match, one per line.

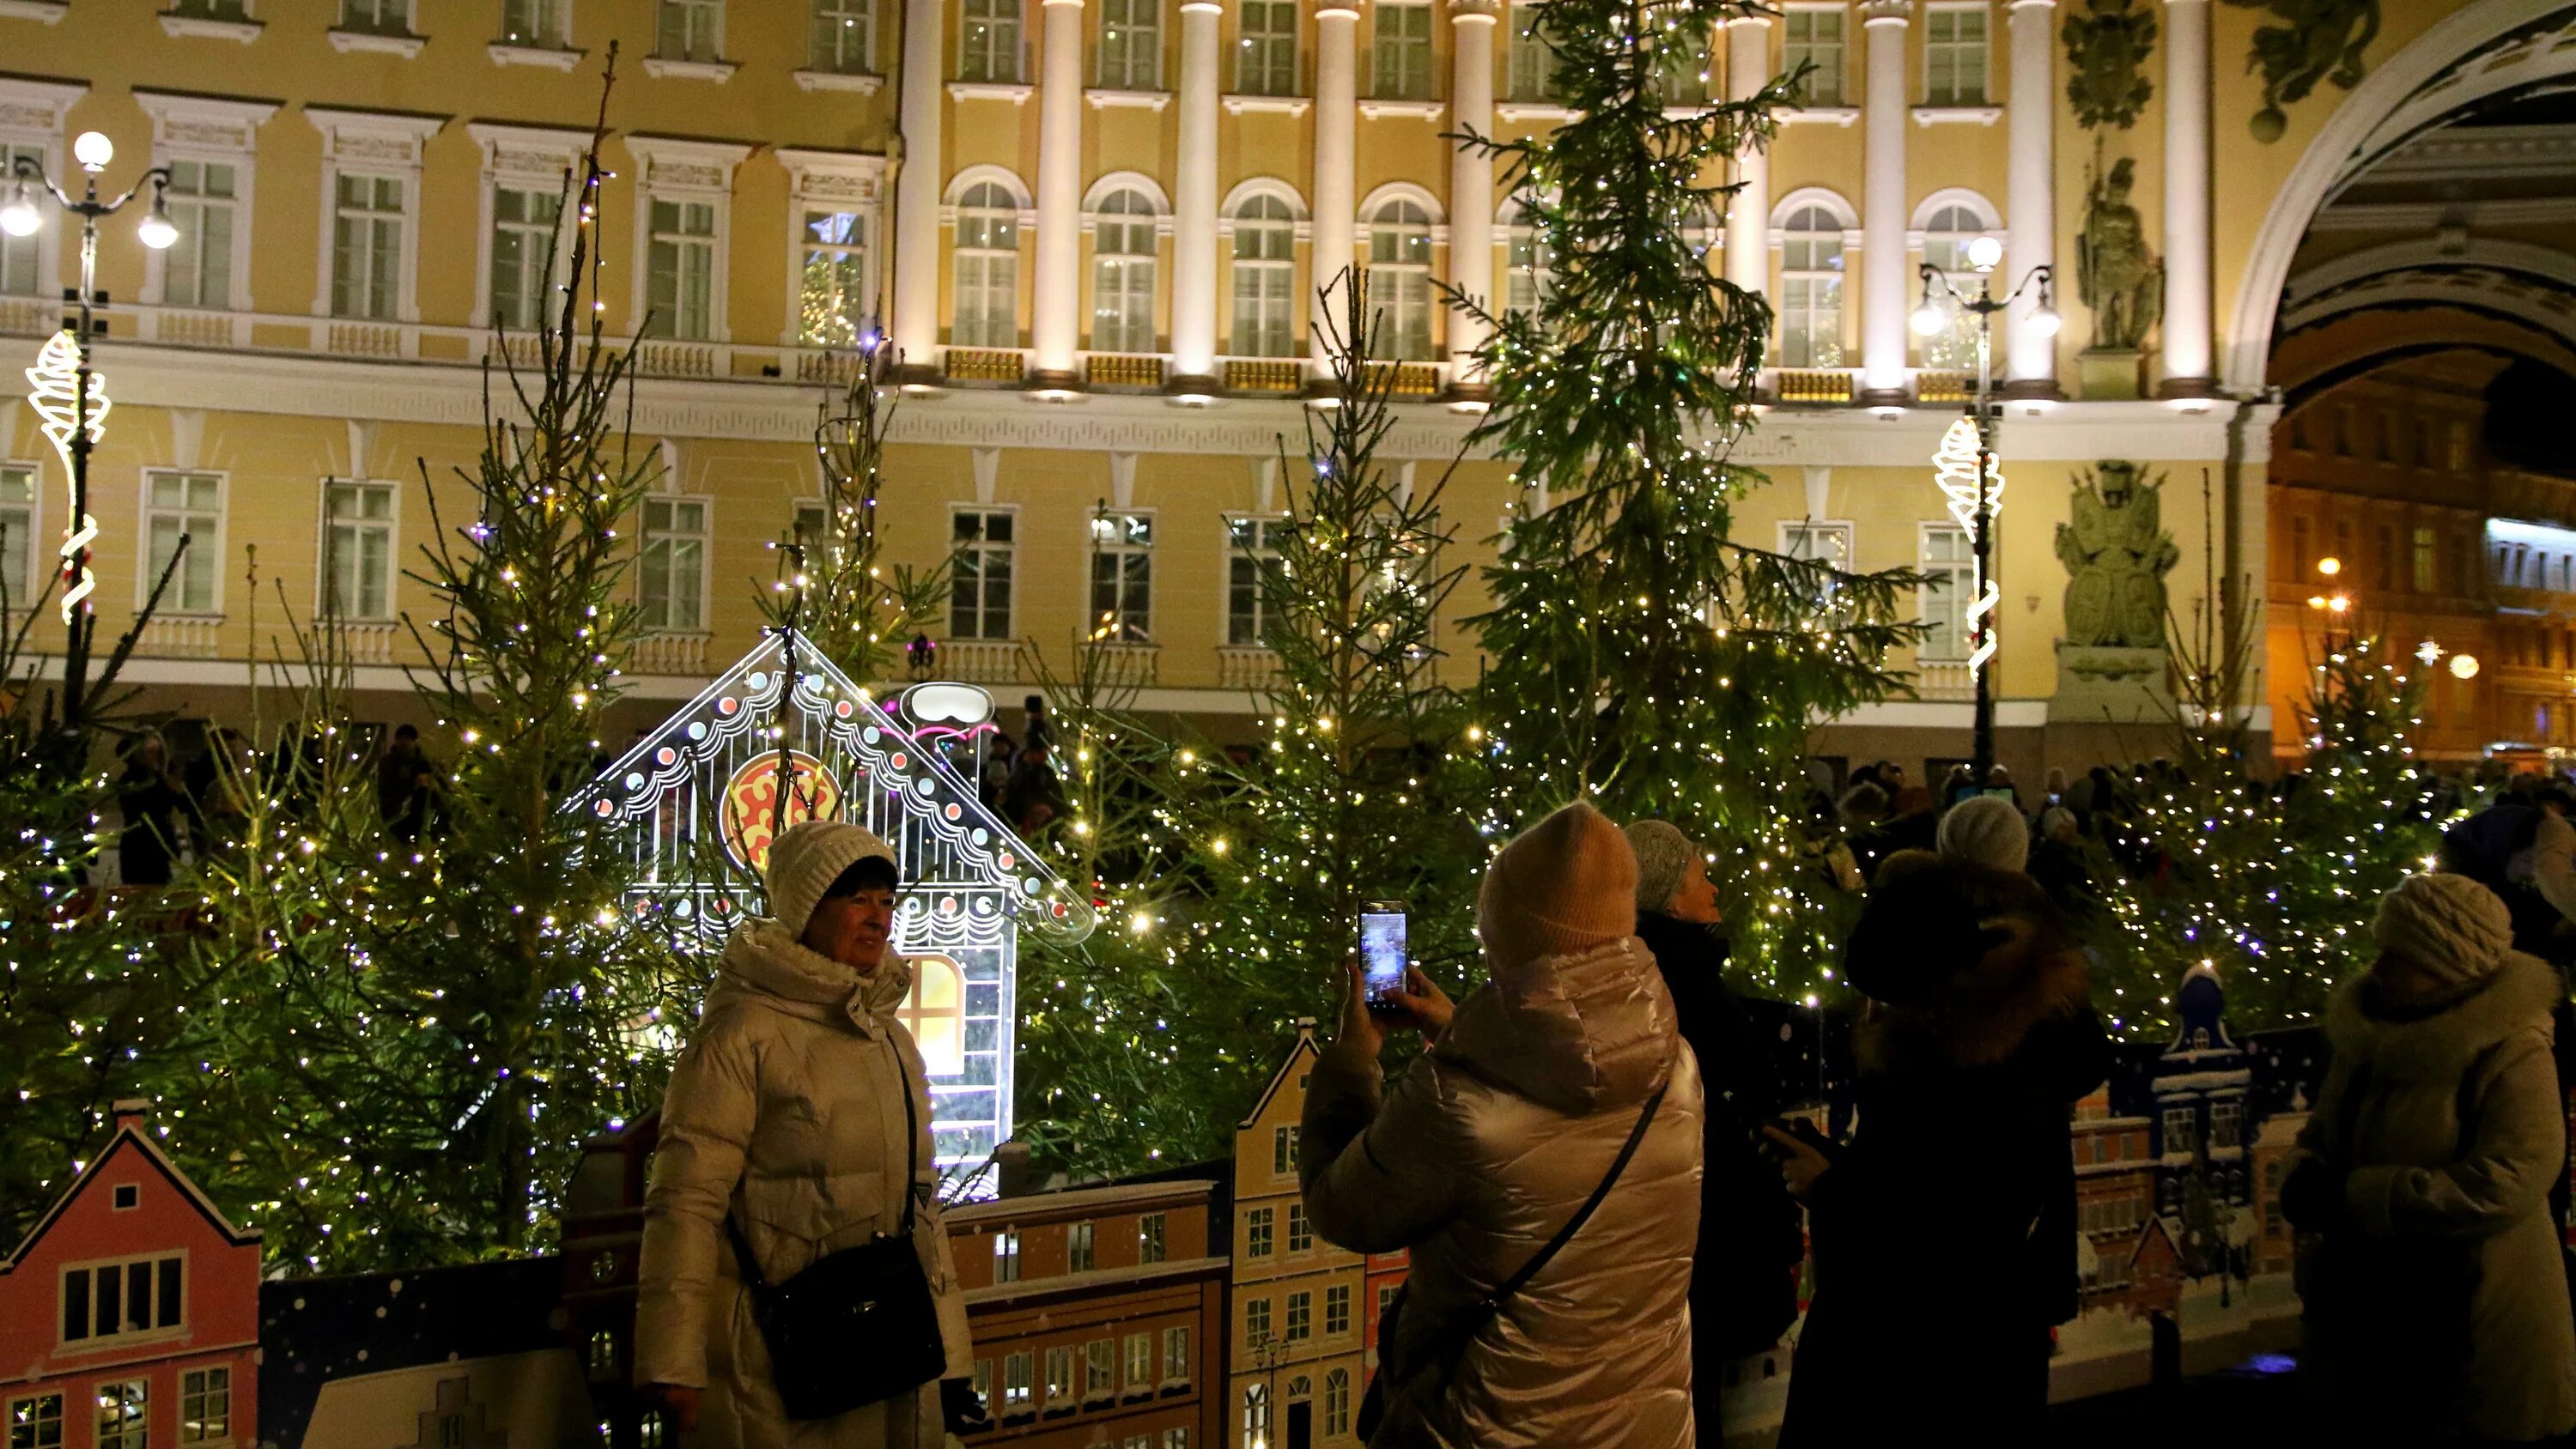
left=568, top=629, right=1096, bottom=1190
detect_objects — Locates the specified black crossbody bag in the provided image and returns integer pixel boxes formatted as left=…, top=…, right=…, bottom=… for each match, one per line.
left=724, top=1040, right=946, bottom=1422
left=1357, top=1071, right=1672, bottom=1440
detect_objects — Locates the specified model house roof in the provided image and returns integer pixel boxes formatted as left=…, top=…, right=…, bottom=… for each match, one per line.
left=0, top=1100, right=258, bottom=1272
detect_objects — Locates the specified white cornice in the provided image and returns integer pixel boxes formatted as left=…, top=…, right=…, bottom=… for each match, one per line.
left=161, top=13, right=262, bottom=41
left=2307, top=196, right=2576, bottom=231
left=1224, top=94, right=1313, bottom=116
left=794, top=69, right=884, bottom=94
left=0, top=0, right=67, bottom=21
left=490, top=43, right=586, bottom=70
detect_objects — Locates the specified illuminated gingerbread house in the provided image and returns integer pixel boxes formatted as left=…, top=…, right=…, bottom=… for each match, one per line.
left=572, top=630, right=1096, bottom=1182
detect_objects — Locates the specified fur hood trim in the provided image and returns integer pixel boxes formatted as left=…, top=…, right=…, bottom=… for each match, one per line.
left=1857, top=919, right=2092, bottom=1075
left=2323, top=950, right=2562, bottom=1084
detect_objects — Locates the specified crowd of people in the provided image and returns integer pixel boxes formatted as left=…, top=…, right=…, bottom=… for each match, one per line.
left=106, top=722, right=419, bottom=884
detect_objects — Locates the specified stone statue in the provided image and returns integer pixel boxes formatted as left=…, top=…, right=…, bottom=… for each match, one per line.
left=2056, top=461, right=2179, bottom=650
left=2063, top=0, right=2157, bottom=130
left=2076, top=149, right=2162, bottom=353
left=2226, top=0, right=2379, bottom=142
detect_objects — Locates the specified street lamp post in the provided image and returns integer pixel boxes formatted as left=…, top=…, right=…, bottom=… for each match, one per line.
left=3, top=130, right=178, bottom=734
left=1912, top=238, right=2058, bottom=779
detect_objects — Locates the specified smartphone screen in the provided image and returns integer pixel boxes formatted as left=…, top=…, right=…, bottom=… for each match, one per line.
left=1360, top=906, right=1407, bottom=1009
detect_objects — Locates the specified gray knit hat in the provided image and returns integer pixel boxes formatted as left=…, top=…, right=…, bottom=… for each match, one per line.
left=1624, top=820, right=1696, bottom=913
left=1937, top=795, right=2030, bottom=874
left=766, top=819, right=900, bottom=938
left=2375, top=872, right=2513, bottom=988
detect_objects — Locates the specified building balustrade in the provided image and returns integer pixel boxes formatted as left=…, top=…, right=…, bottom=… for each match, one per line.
left=938, top=639, right=1024, bottom=683
left=1215, top=646, right=1280, bottom=691
left=632, top=631, right=712, bottom=676
left=138, top=613, right=225, bottom=659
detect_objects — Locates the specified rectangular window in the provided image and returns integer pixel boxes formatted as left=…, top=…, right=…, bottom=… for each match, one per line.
left=0, top=464, right=34, bottom=609
left=1324, top=1282, right=1351, bottom=1335
left=501, top=0, right=569, bottom=47
left=7, top=1393, right=65, bottom=1449
left=1783, top=7, right=1845, bottom=106
left=1138, top=1211, right=1168, bottom=1264
left=645, top=197, right=718, bottom=341
left=1090, top=199, right=1158, bottom=354
left=1272, top=1123, right=1299, bottom=1176
left=1089, top=511, right=1154, bottom=643
left=1236, top=0, right=1298, bottom=93
left=2375, top=524, right=2395, bottom=591
left=1098, top=0, right=1162, bottom=88
left=0, top=144, right=41, bottom=297
left=1923, top=4, right=1988, bottom=105
left=1163, top=1432, right=1190, bottom=1449
left=1779, top=519, right=1854, bottom=608
left=143, top=470, right=224, bottom=615
left=1069, top=1221, right=1095, bottom=1273
left=340, top=0, right=410, bottom=33
left=2413, top=525, right=2437, bottom=593
left=1046, top=1345, right=1075, bottom=1404
left=1372, top=1, right=1434, bottom=100
left=1286, top=1203, right=1313, bottom=1253
left=1377, top=1282, right=1400, bottom=1321
left=179, top=1368, right=229, bottom=1446
left=331, top=173, right=405, bottom=321
left=1918, top=523, right=1972, bottom=662
left=1506, top=3, right=1553, bottom=100
left=1246, top=1205, right=1273, bottom=1258
left=1085, top=1339, right=1115, bottom=1398
left=2162, top=1106, right=2196, bottom=1157
left=323, top=479, right=397, bottom=621
left=1285, top=1289, right=1311, bottom=1341
left=1243, top=1296, right=1272, bottom=1344
left=659, top=0, right=724, bottom=60
left=2210, top=1100, right=2243, bottom=1149
left=1777, top=216, right=1844, bottom=367
left=1125, top=1331, right=1152, bottom=1385
left=799, top=208, right=870, bottom=347
left=961, top=0, right=1022, bottom=81
left=1227, top=518, right=1284, bottom=647
left=1505, top=223, right=1552, bottom=317
left=1005, top=1350, right=1034, bottom=1409
left=161, top=160, right=238, bottom=310
left=951, top=508, right=1016, bottom=640
left=2289, top=515, right=2311, bottom=578
left=993, top=1229, right=1021, bottom=1283
left=490, top=185, right=563, bottom=332
left=641, top=495, right=709, bottom=632
left=94, top=1383, right=145, bottom=1449
left=811, top=0, right=876, bottom=72
left=1162, top=1325, right=1190, bottom=1382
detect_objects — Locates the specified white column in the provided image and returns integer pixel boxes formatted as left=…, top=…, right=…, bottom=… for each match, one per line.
left=2002, top=0, right=2057, bottom=395
left=1170, top=0, right=1223, bottom=389
left=1311, top=2, right=1360, bottom=375
left=890, top=0, right=947, bottom=373
left=1858, top=0, right=1911, bottom=404
left=1722, top=15, right=1772, bottom=301
left=2160, top=0, right=2214, bottom=393
left=1447, top=0, right=1498, bottom=390
left=1031, top=0, right=1088, bottom=382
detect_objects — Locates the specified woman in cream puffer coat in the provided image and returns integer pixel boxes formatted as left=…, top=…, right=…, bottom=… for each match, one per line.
left=634, top=822, right=973, bottom=1449
left=2286, top=870, right=2576, bottom=1443
left=1300, top=801, right=1705, bottom=1449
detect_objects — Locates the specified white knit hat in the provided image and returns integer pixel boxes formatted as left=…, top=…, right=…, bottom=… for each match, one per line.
left=1937, top=795, right=2030, bottom=875
left=1623, top=820, right=1697, bottom=913
left=2375, top=872, right=2513, bottom=988
left=766, top=819, right=900, bottom=938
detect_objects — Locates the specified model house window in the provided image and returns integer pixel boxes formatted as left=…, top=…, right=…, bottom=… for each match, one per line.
left=644, top=198, right=718, bottom=340
left=94, top=1383, right=146, bottom=1449
left=340, top=0, right=411, bottom=33
left=799, top=208, right=869, bottom=347
left=1044, top=1345, right=1074, bottom=1403
left=961, top=0, right=1021, bottom=82
left=61, top=1257, right=184, bottom=1343
left=1285, top=1290, right=1312, bottom=1341
left=1917, top=203, right=1991, bottom=368
left=1163, top=1430, right=1190, bottom=1449
left=323, top=480, right=397, bottom=621
left=1273, top=1123, right=1298, bottom=1174
left=1099, top=0, right=1162, bottom=87
left=502, top=0, right=568, bottom=45
left=1163, top=1325, right=1190, bottom=1381
left=1132, top=1210, right=1167, bottom=1264
left=1245, top=1205, right=1274, bottom=1258
left=811, top=0, right=875, bottom=72
left=1125, top=1331, right=1152, bottom=1385
left=1324, top=1282, right=1351, bottom=1335
left=640, top=496, right=708, bottom=632
left=1237, top=0, right=1297, bottom=92
left=2162, top=1106, right=2196, bottom=1156
left=658, top=0, right=723, bottom=60
left=160, top=161, right=238, bottom=310
left=1004, top=1351, right=1033, bottom=1408
left=7, top=1393, right=64, bottom=1449
left=1504, top=210, right=1552, bottom=316
left=1091, top=189, right=1158, bottom=354
left=993, top=1229, right=1021, bottom=1282
left=143, top=471, right=224, bottom=615
left=0, top=464, right=34, bottom=609
left=1918, top=523, right=1971, bottom=660
left=1324, top=1368, right=1352, bottom=1435
left=1783, top=6, right=1844, bottom=104
left=1229, top=196, right=1295, bottom=357
left=1243, top=1296, right=1272, bottom=1343
left=0, top=144, right=43, bottom=297
left=489, top=185, right=562, bottom=332
left=1377, top=1281, right=1399, bottom=1320
left=1777, top=204, right=1844, bottom=367
left=1069, top=1221, right=1096, bottom=1272
left=1243, top=1385, right=1270, bottom=1444
left=1227, top=515, right=1284, bottom=646
left=950, top=509, right=1015, bottom=640
left=1085, top=1339, right=1115, bottom=1398
left=1923, top=3, right=1987, bottom=105
left=953, top=182, right=1020, bottom=346
left=1089, top=511, right=1155, bottom=643
left=1507, top=3, right=1555, bottom=100
left=331, top=174, right=405, bottom=320
left=2210, top=1100, right=2243, bottom=1149
left=1365, top=199, right=1434, bottom=361
left=1286, top=1203, right=1313, bottom=1253
left=1372, top=1, right=1434, bottom=100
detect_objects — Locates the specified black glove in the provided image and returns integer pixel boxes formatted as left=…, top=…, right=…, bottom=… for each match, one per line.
left=941, top=1377, right=993, bottom=1434
left=2278, top=1158, right=2345, bottom=1232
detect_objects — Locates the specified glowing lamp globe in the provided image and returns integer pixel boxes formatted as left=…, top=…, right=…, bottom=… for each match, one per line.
left=2450, top=653, right=2481, bottom=681
left=0, top=186, right=38, bottom=239
left=71, top=130, right=112, bottom=170
left=1965, top=235, right=2004, bottom=271
left=2025, top=303, right=2063, bottom=338
left=1909, top=300, right=1947, bottom=337
left=137, top=205, right=178, bottom=251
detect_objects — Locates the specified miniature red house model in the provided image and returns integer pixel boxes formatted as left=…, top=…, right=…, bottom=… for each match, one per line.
left=2, top=1100, right=260, bottom=1448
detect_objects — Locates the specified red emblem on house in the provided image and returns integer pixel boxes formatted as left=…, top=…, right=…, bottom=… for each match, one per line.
left=1, top=1100, right=260, bottom=1448
left=720, top=750, right=843, bottom=872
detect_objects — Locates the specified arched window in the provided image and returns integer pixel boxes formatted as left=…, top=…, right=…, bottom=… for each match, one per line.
left=1778, top=204, right=1844, bottom=367
left=1243, top=1384, right=1271, bottom=1446
left=953, top=182, right=1019, bottom=348
left=1917, top=202, right=1993, bottom=369
left=900, top=953, right=968, bottom=1076
left=1231, top=195, right=1296, bottom=357
left=1680, top=200, right=1720, bottom=265
left=1324, top=1368, right=1352, bottom=1436
left=1503, top=203, right=1552, bottom=317
left=1091, top=189, right=1158, bottom=354
left=1365, top=198, right=1434, bottom=361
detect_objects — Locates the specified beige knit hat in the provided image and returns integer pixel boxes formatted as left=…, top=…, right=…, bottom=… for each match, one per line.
left=1938, top=795, right=2031, bottom=875
left=2374, top=872, right=2514, bottom=988
left=1623, top=820, right=1697, bottom=913
left=766, top=819, right=900, bottom=939
left=1478, top=800, right=1637, bottom=975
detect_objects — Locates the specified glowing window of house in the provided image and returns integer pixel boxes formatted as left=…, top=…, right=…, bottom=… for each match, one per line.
left=900, top=954, right=967, bottom=1076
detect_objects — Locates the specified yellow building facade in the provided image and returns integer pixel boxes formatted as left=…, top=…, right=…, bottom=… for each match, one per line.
left=6, top=0, right=2552, bottom=774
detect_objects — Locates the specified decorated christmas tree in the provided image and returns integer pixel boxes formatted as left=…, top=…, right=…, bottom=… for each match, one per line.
left=1462, top=0, right=1920, bottom=996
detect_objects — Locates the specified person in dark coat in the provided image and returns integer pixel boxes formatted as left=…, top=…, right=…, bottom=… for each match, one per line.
left=1625, top=821, right=1804, bottom=1440
left=1765, top=852, right=2109, bottom=1448
left=1000, top=739, right=1065, bottom=835
left=117, top=733, right=188, bottom=885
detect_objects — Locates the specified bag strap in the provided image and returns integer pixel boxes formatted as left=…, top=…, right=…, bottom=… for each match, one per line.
left=1478, top=1068, right=1672, bottom=1314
